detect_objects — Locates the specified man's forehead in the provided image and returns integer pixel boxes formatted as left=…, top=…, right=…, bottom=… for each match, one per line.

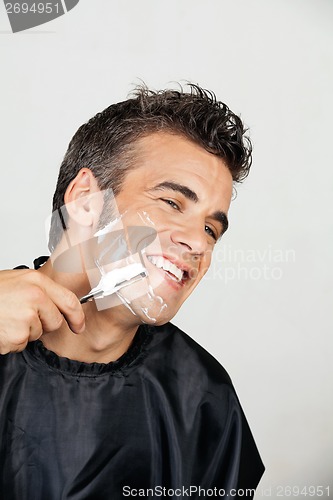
left=131, top=131, right=231, bottom=179
left=120, top=131, right=233, bottom=209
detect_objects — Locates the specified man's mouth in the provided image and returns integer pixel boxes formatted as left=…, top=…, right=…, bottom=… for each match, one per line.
left=146, top=255, right=189, bottom=283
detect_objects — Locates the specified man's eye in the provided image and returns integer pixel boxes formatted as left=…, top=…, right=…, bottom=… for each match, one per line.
left=205, top=225, right=217, bottom=241
left=161, top=199, right=180, bottom=211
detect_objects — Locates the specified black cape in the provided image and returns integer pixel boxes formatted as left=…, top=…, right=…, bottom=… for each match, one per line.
left=0, top=322, right=264, bottom=499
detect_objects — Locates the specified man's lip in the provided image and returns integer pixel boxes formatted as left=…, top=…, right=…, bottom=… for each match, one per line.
left=145, top=254, right=196, bottom=280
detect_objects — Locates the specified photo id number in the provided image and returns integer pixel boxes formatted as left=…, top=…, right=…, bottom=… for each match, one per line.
left=5, top=3, right=60, bottom=15
left=276, top=485, right=330, bottom=497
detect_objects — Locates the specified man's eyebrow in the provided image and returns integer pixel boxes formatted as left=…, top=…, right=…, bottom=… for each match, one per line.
left=151, top=181, right=199, bottom=203
left=151, top=180, right=229, bottom=236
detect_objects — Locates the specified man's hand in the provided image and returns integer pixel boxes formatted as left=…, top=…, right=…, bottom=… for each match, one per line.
left=0, top=269, right=85, bottom=354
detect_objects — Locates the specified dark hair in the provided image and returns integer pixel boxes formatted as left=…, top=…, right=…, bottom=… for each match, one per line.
left=49, top=83, right=252, bottom=251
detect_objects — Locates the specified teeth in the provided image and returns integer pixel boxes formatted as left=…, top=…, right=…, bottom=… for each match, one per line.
left=147, top=256, right=184, bottom=282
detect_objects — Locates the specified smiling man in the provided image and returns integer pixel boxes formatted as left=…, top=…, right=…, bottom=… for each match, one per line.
left=0, top=85, right=264, bottom=499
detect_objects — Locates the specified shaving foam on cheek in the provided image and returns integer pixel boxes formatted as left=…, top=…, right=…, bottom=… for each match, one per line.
left=47, top=190, right=167, bottom=322
left=137, top=211, right=156, bottom=228
left=110, top=210, right=168, bottom=323
left=86, top=208, right=168, bottom=322
left=140, top=285, right=168, bottom=322
left=116, top=282, right=167, bottom=323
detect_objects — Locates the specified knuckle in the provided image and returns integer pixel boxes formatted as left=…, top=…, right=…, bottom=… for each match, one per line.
left=13, top=341, right=28, bottom=353
left=29, top=328, right=43, bottom=341
left=54, top=315, right=64, bottom=329
left=45, top=316, right=63, bottom=333
left=22, top=307, right=39, bottom=325
left=28, top=285, right=45, bottom=304
left=22, top=269, right=42, bottom=285
left=0, top=340, right=10, bottom=355
left=65, top=291, right=79, bottom=312
left=14, top=331, right=30, bottom=346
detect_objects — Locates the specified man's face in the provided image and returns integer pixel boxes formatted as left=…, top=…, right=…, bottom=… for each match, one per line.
left=110, top=132, right=233, bottom=324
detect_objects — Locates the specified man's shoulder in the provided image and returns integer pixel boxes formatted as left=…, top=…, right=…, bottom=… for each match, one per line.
left=145, top=322, right=233, bottom=388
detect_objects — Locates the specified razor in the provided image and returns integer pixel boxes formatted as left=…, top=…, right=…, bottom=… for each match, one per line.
left=80, top=263, right=147, bottom=304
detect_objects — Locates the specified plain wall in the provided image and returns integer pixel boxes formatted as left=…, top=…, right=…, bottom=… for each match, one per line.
left=1, top=0, right=332, bottom=497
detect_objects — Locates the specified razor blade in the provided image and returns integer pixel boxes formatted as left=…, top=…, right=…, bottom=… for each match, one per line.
left=80, top=263, right=147, bottom=304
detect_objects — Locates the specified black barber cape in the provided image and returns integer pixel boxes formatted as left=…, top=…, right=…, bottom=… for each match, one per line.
left=0, top=322, right=264, bottom=499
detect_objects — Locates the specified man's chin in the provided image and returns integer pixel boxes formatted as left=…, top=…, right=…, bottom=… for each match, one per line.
left=89, top=281, right=181, bottom=325
left=117, top=295, right=170, bottom=325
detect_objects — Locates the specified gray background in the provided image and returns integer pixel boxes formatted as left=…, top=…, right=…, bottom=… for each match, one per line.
left=0, top=0, right=332, bottom=497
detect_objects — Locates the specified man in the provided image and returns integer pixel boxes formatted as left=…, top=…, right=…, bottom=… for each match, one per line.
left=0, top=84, right=264, bottom=498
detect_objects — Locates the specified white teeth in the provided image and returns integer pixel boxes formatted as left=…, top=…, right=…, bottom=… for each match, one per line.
left=147, top=256, right=184, bottom=282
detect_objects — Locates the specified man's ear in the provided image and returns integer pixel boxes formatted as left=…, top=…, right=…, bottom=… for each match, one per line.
left=64, top=168, right=104, bottom=232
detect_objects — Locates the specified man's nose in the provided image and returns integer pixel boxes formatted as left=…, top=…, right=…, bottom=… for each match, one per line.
left=170, top=223, right=208, bottom=255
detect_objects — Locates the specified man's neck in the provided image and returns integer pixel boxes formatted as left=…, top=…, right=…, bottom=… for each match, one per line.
left=38, top=260, right=139, bottom=363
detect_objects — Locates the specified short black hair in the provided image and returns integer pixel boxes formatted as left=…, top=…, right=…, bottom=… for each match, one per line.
left=49, top=83, right=252, bottom=251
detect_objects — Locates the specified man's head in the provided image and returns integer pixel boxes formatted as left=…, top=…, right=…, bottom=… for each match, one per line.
left=48, top=84, right=252, bottom=324
left=49, top=84, right=252, bottom=252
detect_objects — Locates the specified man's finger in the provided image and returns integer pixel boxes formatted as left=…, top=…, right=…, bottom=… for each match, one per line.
left=34, top=275, right=86, bottom=334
